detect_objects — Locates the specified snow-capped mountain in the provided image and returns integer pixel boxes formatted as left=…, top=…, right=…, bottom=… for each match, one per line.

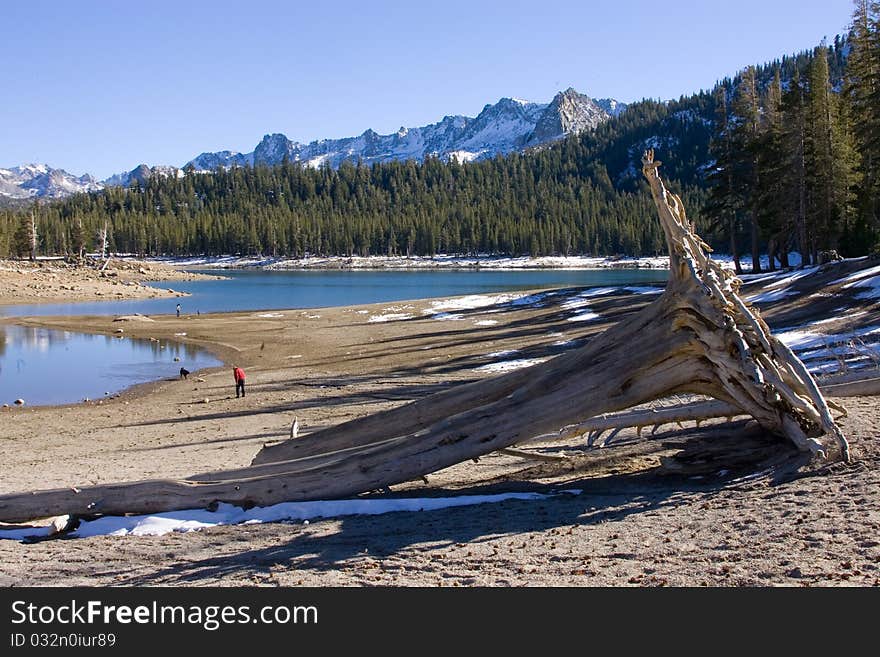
left=186, top=150, right=253, bottom=171
left=0, top=164, right=102, bottom=200
left=594, top=98, right=626, bottom=117
left=526, top=88, right=609, bottom=147
left=102, top=164, right=185, bottom=188
left=0, top=88, right=626, bottom=200
left=240, top=89, right=619, bottom=170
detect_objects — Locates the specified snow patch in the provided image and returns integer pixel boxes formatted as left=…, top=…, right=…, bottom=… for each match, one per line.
left=476, top=357, right=548, bottom=373
left=567, top=311, right=601, bottom=322
left=368, top=313, right=412, bottom=323
left=485, top=349, right=519, bottom=359
left=841, top=272, right=880, bottom=300
left=831, top=262, right=880, bottom=285
left=0, top=492, right=580, bottom=541
left=429, top=293, right=527, bottom=312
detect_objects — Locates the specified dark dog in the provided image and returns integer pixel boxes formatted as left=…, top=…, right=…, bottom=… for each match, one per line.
left=180, top=367, right=190, bottom=380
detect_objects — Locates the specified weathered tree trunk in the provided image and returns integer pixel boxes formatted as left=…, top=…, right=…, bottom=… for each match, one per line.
left=0, top=151, right=849, bottom=525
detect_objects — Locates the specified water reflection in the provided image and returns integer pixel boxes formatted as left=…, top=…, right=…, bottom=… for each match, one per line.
left=0, top=324, right=221, bottom=406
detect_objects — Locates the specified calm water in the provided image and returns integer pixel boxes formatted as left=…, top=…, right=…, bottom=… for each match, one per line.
left=0, top=268, right=669, bottom=317
left=0, top=324, right=221, bottom=406
left=0, top=268, right=668, bottom=406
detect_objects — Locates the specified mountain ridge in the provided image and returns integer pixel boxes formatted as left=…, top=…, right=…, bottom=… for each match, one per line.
left=0, top=88, right=625, bottom=200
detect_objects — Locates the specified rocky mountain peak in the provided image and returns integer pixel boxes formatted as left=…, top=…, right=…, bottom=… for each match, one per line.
left=527, top=89, right=611, bottom=146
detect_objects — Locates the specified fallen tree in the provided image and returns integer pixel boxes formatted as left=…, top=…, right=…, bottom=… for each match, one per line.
left=0, top=151, right=852, bottom=524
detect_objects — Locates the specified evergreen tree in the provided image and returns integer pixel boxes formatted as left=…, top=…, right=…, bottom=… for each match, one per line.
left=707, top=84, right=743, bottom=273
left=731, top=66, right=763, bottom=272
left=755, top=69, right=790, bottom=269
left=782, top=69, right=812, bottom=264
left=845, top=0, right=880, bottom=251
left=806, top=44, right=854, bottom=257
left=12, top=214, right=33, bottom=259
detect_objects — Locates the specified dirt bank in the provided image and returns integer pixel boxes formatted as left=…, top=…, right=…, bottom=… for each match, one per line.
left=0, top=257, right=222, bottom=305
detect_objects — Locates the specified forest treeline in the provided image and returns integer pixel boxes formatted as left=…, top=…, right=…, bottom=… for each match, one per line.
left=2, top=2, right=878, bottom=270
left=0, top=101, right=713, bottom=260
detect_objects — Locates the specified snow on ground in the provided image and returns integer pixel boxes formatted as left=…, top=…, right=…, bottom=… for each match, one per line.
left=833, top=263, right=880, bottom=300
left=745, top=266, right=821, bottom=303
left=427, top=293, right=527, bottom=312
left=153, top=254, right=671, bottom=271
left=560, top=297, right=593, bottom=310
left=474, top=319, right=498, bottom=326
left=572, top=286, right=662, bottom=298
left=747, top=287, right=800, bottom=303
left=773, top=320, right=880, bottom=374
left=476, top=357, right=548, bottom=373
left=255, top=313, right=284, bottom=318
left=423, top=310, right=465, bottom=321
left=622, top=287, right=664, bottom=295
left=0, top=492, right=579, bottom=542
left=368, top=313, right=413, bottom=323
left=567, top=311, right=601, bottom=322
left=832, top=262, right=880, bottom=285
left=368, top=304, right=415, bottom=322
left=560, top=291, right=601, bottom=321
left=775, top=323, right=880, bottom=351
left=154, top=252, right=815, bottom=274
left=508, top=292, right=557, bottom=307
left=555, top=285, right=660, bottom=322
left=485, top=349, right=519, bottom=359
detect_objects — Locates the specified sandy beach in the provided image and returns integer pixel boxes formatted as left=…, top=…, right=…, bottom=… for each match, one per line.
left=0, top=257, right=878, bottom=586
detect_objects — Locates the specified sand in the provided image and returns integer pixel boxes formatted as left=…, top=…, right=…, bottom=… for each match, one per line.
left=0, top=258, right=878, bottom=586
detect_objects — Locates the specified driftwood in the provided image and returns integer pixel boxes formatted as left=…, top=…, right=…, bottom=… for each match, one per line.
left=0, top=150, right=851, bottom=524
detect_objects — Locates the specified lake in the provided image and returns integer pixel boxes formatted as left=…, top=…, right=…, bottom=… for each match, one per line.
left=0, top=268, right=669, bottom=317
left=0, top=268, right=668, bottom=406
left=0, top=324, right=221, bottom=406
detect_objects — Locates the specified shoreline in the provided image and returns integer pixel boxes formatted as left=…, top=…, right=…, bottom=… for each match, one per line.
left=154, top=251, right=805, bottom=272
left=0, top=257, right=224, bottom=307
left=157, top=253, right=673, bottom=271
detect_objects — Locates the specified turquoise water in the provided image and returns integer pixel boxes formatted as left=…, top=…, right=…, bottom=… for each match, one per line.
left=0, top=268, right=668, bottom=406
left=0, top=268, right=668, bottom=317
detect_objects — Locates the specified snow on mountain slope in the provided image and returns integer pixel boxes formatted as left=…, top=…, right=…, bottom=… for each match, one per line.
left=186, top=150, right=253, bottom=171
left=526, top=89, right=609, bottom=147
left=102, top=164, right=184, bottom=188
left=0, top=164, right=101, bottom=199
left=2, top=88, right=626, bottom=200
left=240, top=91, right=617, bottom=171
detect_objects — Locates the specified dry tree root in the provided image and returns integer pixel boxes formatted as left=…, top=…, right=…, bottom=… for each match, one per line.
left=0, top=150, right=849, bottom=525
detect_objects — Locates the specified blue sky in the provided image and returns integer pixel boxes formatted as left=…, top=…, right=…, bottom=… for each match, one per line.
left=1, top=0, right=854, bottom=179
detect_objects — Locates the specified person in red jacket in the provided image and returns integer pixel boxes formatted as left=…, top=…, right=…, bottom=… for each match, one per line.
left=233, top=366, right=246, bottom=398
